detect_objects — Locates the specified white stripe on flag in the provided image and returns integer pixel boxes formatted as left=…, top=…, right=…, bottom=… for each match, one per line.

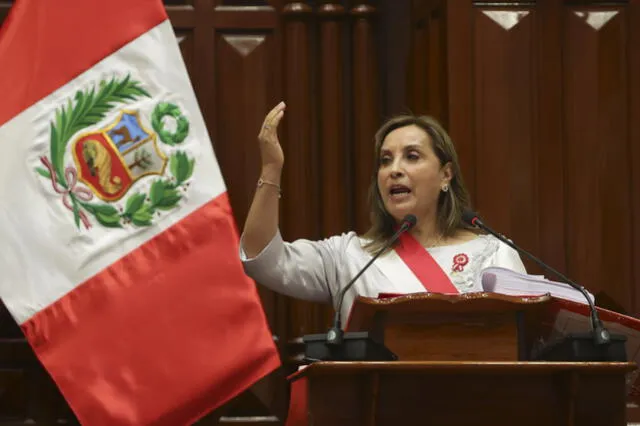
left=0, top=20, right=226, bottom=324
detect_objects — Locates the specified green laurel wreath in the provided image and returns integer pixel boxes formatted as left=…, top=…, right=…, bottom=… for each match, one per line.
left=83, top=151, right=195, bottom=228
left=151, top=102, right=189, bottom=146
left=35, top=75, right=196, bottom=229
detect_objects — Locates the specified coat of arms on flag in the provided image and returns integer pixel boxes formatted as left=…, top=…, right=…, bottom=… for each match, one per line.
left=35, top=74, right=196, bottom=230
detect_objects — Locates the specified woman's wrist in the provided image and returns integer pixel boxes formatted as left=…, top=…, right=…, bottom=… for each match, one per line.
left=260, top=165, right=282, bottom=183
left=257, top=165, right=283, bottom=198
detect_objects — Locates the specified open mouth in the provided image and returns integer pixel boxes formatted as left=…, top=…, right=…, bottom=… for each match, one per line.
left=389, top=185, right=411, bottom=198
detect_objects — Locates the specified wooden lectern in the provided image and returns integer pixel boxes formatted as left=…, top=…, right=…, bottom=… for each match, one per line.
left=292, top=293, right=636, bottom=426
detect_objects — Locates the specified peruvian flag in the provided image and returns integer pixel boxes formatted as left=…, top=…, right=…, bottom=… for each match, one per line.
left=0, top=1, right=280, bottom=425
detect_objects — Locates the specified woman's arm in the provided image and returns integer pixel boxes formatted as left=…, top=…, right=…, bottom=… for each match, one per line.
left=242, top=231, right=352, bottom=303
left=242, top=102, right=286, bottom=258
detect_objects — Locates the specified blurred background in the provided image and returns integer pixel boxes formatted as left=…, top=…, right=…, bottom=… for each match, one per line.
left=0, top=0, right=638, bottom=424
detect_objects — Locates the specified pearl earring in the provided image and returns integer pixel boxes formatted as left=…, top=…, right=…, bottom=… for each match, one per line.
left=442, top=184, right=449, bottom=192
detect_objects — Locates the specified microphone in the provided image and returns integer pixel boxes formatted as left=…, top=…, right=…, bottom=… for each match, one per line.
left=326, top=214, right=417, bottom=345
left=461, top=210, right=613, bottom=347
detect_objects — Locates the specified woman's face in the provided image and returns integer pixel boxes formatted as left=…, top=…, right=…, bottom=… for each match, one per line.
left=377, top=125, right=452, bottom=225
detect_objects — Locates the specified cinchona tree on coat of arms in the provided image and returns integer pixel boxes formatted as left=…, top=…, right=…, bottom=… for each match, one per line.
left=35, top=74, right=196, bottom=230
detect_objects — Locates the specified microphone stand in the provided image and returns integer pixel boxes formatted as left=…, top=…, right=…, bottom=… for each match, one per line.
left=302, top=215, right=416, bottom=362
left=464, top=212, right=626, bottom=362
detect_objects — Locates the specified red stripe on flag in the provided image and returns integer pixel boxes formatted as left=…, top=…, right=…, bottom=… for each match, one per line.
left=0, top=0, right=167, bottom=126
left=21, top=193, right=280, bottom=426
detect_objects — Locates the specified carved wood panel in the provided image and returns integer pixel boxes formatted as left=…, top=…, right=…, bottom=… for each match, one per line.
left=630, top=0, right=640, bottom=316
left=410, top=0, right=639, bottom=317
left=562, top=4, right=632, bottom=305
left=471, top=5, right=539, bottom=261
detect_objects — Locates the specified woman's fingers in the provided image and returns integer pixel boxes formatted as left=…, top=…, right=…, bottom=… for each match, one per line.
left=270, top=110, right=285, bottom=132
left=262, top=102, right=285, bottom=128
left=260, top=111, right=283, bottom=146
left=259, top=102, right=286, bottom=141
left=257, top=102, right=286, bottom=168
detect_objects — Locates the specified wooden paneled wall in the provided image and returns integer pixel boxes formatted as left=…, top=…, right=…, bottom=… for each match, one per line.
left=407, top=0, right=639, bottom=315
left=1, top=0, right=639, bottom=424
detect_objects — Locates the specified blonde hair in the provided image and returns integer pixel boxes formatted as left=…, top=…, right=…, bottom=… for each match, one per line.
left=362, top=114, right=474, bottom=254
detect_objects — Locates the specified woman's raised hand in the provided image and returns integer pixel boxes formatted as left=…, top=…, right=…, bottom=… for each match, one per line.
left=242, top=102, right=286, bottom=256
left=258, top=101, right=286, bottom=170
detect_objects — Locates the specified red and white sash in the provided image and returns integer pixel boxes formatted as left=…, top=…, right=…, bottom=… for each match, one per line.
left=375, top=233, right=459, bottom=294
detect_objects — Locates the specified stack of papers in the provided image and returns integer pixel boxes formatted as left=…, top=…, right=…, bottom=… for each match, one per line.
left=480, top=266, right=594, bottom=305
